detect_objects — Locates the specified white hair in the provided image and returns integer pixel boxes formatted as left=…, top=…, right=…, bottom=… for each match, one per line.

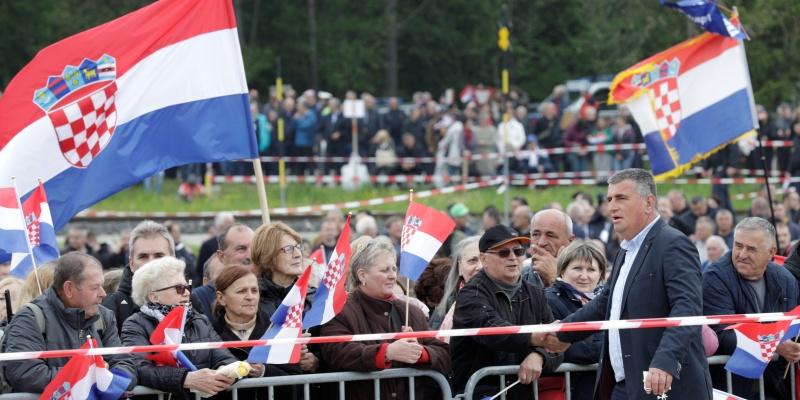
left=355, top=215, right=378, bottom=235
left=131, top=256, right=186, bottom=306
left=705, top=235, right=729, bottom=252
left=531, top=209, right=573, bottom=237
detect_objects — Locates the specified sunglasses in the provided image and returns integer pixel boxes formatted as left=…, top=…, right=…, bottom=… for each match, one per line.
left=485, top=247, right=527, bottom=258
left=152, top=281, right=192, bottom=295
left=280, top=243, right=304, bottom=254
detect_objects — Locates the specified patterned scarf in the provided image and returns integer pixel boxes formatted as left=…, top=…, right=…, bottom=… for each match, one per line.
left=140, top=302, right=194, bottom=322
left=558, top=280, right=602, bottom=306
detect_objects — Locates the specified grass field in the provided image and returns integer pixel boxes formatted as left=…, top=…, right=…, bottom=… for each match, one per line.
left=91, top=179, right=763, bottom=215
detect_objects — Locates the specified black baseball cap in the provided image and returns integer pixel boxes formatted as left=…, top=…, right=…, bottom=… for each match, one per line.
left=479, top=224, right=531, bottom=253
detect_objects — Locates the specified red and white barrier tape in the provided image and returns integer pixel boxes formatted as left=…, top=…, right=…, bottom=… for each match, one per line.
left=244, top=141, right=793, bottom=164
left=76, top=178, right=503, bottom=219
left=0, top=311, right=795, bottom=362
left=214, top=170, right=798, bottom=186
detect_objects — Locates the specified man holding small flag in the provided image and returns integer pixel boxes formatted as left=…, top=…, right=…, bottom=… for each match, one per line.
left=22, top=182, right=60, bottom=267
left=704, top=217, right=800, bottom=398
left=2, top=252, right=138, bottom=394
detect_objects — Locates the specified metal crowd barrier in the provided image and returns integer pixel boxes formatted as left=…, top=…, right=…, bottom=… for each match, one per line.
left=1, top=358, right=795, bottom=400
left=0, top=368, right=452, bottom=400
left=458, top=356, right=796, bottom=400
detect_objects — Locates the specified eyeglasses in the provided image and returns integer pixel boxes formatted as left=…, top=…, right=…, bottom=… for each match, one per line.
left=152, top=281, right=192, bottom=295
left=279, top=243, right=304, bottom=254
left=485, top=247, right=527, bottom=258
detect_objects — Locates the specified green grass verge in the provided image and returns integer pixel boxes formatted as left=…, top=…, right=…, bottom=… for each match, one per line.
left=91, top=179, right=762, bottom=215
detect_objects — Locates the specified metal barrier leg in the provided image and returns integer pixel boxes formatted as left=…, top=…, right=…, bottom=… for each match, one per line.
left=231, top=387, right=238, bottom=400
left=533, top=379, right=538, bottom=400
left=268, top=385, right=274, bottom=400
left=409, top=376, right=415, bottom=400
left=758, top=377, right=765, bottom=400
left=792, top=363, right=797, bottom=400
left=499, top=375, right=506, bottom=400
left=373, top=378, right=380, bottom=399
left=339, top=381, right=345, bottom=399
left=726, top=370, right=733, bottom=394
left=304, top=383, right=310, bottom=400
left=565, top=371, right=571, bottom=400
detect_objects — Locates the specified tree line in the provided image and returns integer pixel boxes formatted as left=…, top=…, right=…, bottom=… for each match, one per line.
left=2, top=0, right=798, bottom=106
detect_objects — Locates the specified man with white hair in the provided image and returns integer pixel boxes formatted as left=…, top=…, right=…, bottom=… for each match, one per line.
left=700, top=235, right=728, bottom=271
left=355, top=215, right=378, bottom=238
left=704, top=217, right=800, bottom=398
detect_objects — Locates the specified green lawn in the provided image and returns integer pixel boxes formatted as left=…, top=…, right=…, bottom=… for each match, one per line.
left=91, top=179, right=763, bottom=215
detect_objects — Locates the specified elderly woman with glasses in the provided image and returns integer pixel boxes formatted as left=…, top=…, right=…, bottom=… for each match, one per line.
left=251, top=221, right=319, bottom=373
left=122, top=256, right=241, bottom=397
left=319, top=236, right=450, bottom=400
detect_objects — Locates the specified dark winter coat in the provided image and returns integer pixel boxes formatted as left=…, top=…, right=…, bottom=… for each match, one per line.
left=3, top=287, right=138, bottom=393
left=451, top=269, right=563, bottom=399
left=546, top=280, right=603, bottom=400
left=100, top=266, right=138, bottom=335
left=121, top=309, right=238, bottom=397
left=703, top=251, right=800, bottom=399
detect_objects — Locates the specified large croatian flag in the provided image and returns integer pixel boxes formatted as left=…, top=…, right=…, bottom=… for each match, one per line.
left=609, top=33, right=757, bottom=180
left=303, top=215, right=352, bottom=328
left=0, top=187, right=33, bottom=277
left=22, top=182, right=60, bottom=268
left=0, top=0, right=257, bottom=229
left=40, top=339, right=131, bottom=400
left=249, top=265, right=312, bottom=364
left=399, top=202, right=455, bottom=280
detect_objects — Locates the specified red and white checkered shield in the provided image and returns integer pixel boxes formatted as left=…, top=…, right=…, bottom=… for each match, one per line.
left=47, top=81, right=118, bottom=168
left=650, top=78, right=681, bottom=139
left=758, top=333, right=782, bottom=362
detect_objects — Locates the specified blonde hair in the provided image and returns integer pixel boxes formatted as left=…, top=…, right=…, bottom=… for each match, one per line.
left=16, top=262, right=57, bottom=309
left=251, top=222, right=303, bottom=279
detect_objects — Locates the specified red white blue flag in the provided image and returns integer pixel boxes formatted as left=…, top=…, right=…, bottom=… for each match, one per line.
left=712, top=388, right=746, bottom=400
left=303, top=215, right=352, bottom=328
left=399, top=202, right=455, bottom=280
left=609, top=33, right=757, bottom=180
left=40, top=339, right=131, bottom=400
left=249, top=265, right=312, bottom=364
left=22, top=182, right=60, bottom=268
left=0, top=0, right=257, bottom=229
left=147, top=305, right=197, bottom=371
left=0, top=187, right=31, bottom=276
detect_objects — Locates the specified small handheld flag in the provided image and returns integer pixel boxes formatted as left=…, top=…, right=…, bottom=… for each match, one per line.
left=22, top=182, right=60, bottom=267
left=249, top=265, right=312, bottom=364
left=147, top=306, right=197, bottom=371
left=0, top=187, right=33, bottom=277
left=40, top=338, right=131, bottom=400
left=303, top=215, right=352, bottom=328
left=724, top=320, right=791, bottom=379
left=399, top=202, right=455, bottom=281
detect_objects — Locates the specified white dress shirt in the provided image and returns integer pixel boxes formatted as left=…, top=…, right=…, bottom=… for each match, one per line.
left=608, top=215, right=660, bottom=382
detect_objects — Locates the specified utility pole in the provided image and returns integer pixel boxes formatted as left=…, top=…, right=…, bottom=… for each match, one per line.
left=498, top=4, right=511, bottom=224
left=276, top=57, right=287, bottom=207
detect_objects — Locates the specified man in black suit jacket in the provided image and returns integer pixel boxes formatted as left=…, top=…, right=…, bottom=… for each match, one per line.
left=553, top=168, right=712, bottom=400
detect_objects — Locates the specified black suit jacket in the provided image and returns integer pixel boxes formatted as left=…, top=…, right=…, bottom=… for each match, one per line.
left=558, top=218, right=712, bottom=400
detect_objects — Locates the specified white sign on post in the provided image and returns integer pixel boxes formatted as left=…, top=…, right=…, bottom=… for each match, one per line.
left=342, top=99, right=366, bottom=119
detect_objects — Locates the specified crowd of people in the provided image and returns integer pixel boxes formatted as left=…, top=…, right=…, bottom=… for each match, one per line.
left=1, top=168, right=800, bottom=399
left=147, top=86, right=800, bottom=193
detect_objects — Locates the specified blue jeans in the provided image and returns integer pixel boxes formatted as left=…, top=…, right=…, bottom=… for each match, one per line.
left=143, top=170, right=164, bottom=194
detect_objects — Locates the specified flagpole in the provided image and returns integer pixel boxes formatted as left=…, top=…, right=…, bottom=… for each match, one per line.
left=252, top=160, right=271, bottom=225
left=11, top=177, right=42, bottom=295
left=488, top=379, right=520, bottom=400
left=405, top=189, right=413, bottom=328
